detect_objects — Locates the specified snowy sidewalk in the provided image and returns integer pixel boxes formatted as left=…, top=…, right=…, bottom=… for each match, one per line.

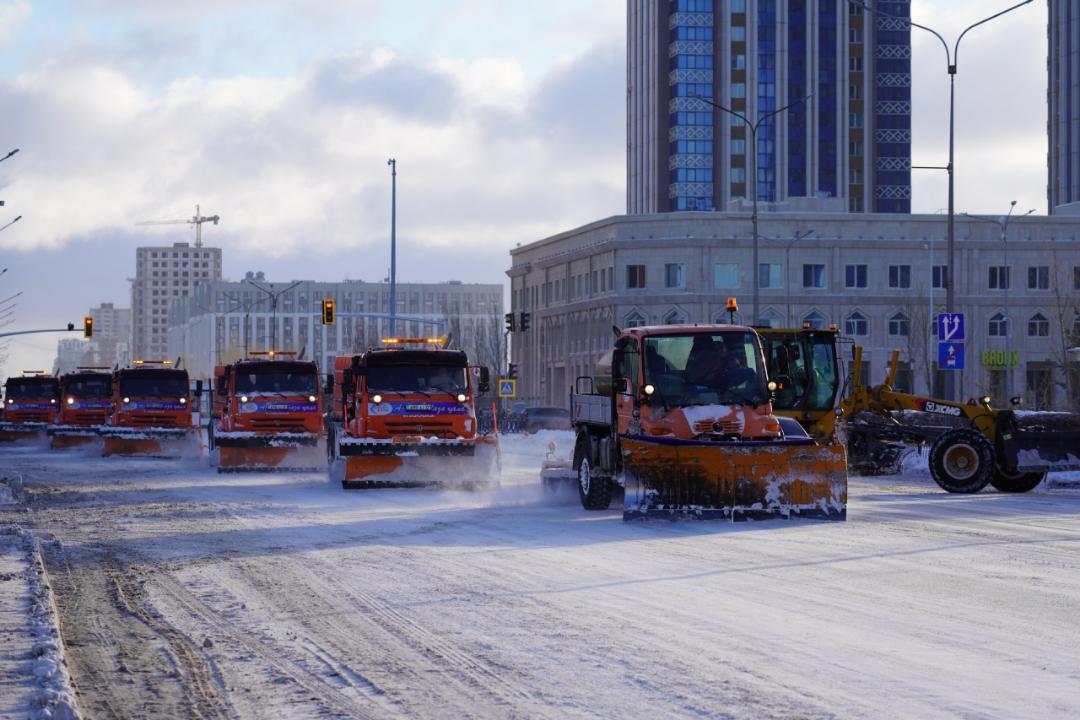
left=0, top=521, right=80, bottom=720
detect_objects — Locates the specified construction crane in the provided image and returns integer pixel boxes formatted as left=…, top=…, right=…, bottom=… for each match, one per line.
left=136, top=204, right=220, bottom=248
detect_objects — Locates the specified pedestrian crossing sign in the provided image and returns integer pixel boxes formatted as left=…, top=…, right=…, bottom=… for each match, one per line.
left=498, top=379, right=517, bottom=398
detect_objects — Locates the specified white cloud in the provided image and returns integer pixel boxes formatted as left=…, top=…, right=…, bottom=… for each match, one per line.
left=0, top=1, right=30, bottom=47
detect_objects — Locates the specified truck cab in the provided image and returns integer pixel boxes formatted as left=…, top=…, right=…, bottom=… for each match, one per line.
left=0, top=373, right=60, bottom=441
left=50, top=368, right=114, bottom=448
left=102, top=362, right=198, bottom=456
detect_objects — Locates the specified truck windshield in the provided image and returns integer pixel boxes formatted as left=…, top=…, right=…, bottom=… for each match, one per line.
left=235, top=372, right=318, bottom=395
left=119, top=378, right=189, bottom=398
left=5, top=382, right=57, bottom=399
left=65, top=378, right=112, bottom=398
left=643, top=332, right=768, bottom=406
left=366, top=366, right=468, bottom=395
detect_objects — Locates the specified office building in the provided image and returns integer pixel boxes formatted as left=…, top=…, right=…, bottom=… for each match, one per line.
left=508, top=211, right=1080, bottom=410
left=1050, top=0, right=1080, bottom=212
left=627, top=0, right=911, bottom=214
left=131, top=242, right=223, bottom=360
left=167, top=275, right=505, bottom=379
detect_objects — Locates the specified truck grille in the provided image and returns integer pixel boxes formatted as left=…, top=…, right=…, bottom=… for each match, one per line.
left=385, top=420, right=457, bottom=438
left=131, top=414, right=183, bottom=428
left=247, top=417, right=311, bottom=432
left=694, top=418, right=742, bottom=436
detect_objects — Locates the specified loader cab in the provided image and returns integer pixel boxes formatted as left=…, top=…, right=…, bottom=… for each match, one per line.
left=759, top=328, right=840, bottom=414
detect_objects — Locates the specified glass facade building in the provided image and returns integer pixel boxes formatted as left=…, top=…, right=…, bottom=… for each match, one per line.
left=1049, top=0, right=1080, bottom=212
left=628, top=0, right=912, bottom=215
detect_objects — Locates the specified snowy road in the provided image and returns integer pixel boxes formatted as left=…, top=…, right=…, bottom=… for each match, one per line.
left=3, top=432, right=1080, bottom=719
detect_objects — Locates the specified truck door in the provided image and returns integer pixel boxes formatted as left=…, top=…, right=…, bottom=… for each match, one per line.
left=614, top=338, right=640, bottom=434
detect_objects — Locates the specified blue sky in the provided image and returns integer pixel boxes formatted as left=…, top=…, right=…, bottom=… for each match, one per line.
left=0, top=0, right=1050, bottom=375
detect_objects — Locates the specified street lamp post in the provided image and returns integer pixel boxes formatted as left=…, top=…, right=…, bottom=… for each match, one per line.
left=964, top=201, right=1035, bottom=404
left=783, top=230, right=815, bottom=327
left=693, top=94, right=810, bottom=324
left=244, top=279, right=303, bottom=349
left=387, top=158, right=398, bottom=336
left=850, top=0, right=1034, bottom=401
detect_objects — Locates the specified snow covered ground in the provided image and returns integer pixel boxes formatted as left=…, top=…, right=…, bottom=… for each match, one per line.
left=2, top=433, right=1080, bottom=719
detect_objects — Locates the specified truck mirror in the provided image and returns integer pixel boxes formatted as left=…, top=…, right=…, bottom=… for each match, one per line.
left=194, top=380, right=204, bottom=398
left=217, top=382, right=228, bottom=397
left=616, top=377, right=630, bottom=394
left=342, top=369, right=353, bottom=395
left=324, top=373, right=334, bottom=395
left=478, top=367, right=490, bottom=393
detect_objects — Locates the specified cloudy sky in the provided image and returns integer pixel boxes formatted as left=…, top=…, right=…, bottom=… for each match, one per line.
left=0, top=0, right=1047, bottom=374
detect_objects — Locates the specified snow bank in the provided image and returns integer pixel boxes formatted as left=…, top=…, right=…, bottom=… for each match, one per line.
left=0, top=526, right=81, bottom=720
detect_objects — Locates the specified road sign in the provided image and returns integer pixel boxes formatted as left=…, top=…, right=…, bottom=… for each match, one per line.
left=498, top=379, right=517, bottom=398
left=937, top=313, right=965, bottom=342
left=938, top=342, right=965, bottom=371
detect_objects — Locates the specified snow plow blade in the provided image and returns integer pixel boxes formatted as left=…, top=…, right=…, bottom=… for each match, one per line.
left=48, top=426, right=102, bottom=449
left=100, top=428, right=198, bottom=458
left=213, top=432, right=325, bottom=472
left=334, top=435, right=499, bottom=489
left=622, top=437, right=847, bottom=521
left=0, top=423, right=48, bottom=444
left=996, top=410, right=1080, bottom=473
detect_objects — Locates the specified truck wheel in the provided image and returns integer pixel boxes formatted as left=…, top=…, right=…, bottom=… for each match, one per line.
left=989, top=468, right=1046, bottom=493
left=928, top=429, right=994, bottom=494
left=575, top=433, right=612, bottom=510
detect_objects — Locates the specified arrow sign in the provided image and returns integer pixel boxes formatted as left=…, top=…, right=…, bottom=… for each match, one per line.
left=937, top=313, right=965, bottom=342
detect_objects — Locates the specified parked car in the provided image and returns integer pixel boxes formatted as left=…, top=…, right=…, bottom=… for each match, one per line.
left=523, top=406, right=571, bottom=433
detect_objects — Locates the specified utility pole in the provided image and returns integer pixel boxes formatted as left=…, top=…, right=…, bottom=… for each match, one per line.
left=387, top=159, right=398, bottom=336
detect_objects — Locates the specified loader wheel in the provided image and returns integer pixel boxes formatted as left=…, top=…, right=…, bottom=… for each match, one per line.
left=928, top=429, right=994, bottom=494
left=575, top=433, right=612, bottom=511
left=989, top=468, right=1046, bottom=493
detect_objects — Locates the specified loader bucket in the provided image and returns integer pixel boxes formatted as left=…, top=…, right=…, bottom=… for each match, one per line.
left=217, top=444, right=326, bottom=472
left=996, top=410, right=1080, bottom=473
left=49, top=432, right=99, bottom=449
left=0, top=425, right=47, bottom=444
left=622, top=436, right=847, bottom=521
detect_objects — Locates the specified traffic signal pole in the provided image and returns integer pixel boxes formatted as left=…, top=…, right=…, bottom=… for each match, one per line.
left=0, top=326, right=83, bottom=339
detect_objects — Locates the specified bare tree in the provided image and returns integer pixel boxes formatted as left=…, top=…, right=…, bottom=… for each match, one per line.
left=1049, top=265, right=1080, bottom=411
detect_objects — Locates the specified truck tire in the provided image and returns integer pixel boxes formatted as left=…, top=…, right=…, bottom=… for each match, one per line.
left=928, top=429, right=994, bottom=494
left=989, top=468, right=1046, bottom=493
left=575, top=432, right=612, bottom=510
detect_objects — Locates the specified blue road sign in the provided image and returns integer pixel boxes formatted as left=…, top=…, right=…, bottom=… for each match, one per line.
left=498, top=379, right=517, bottom=398
left=937, top=313, right=965, bottom=342
left=938, top=342, right=965, bottom=371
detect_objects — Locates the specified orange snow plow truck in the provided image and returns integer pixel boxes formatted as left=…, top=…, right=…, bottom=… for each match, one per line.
left=49, top=367, right=114, bottom=449
left=0, top=371, right=59, bottom=443
left=209, top=353, right=326, bottom=472
left=567, top=324, right=847, bottom=521
left=329, top=339, right=497, bottom=488
left=100, top=361, right=201, bottom=457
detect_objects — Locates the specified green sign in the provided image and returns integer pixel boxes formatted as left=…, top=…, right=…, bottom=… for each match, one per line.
left=981, top=350, right=1020, bottom=369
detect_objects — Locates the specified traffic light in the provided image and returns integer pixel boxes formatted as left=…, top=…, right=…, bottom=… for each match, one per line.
left=507, top=362, right=518, bottom=380
left=519, top=312, right=530, bottom=332
left=83, top=316, right=94, bottom=339
left=504, top=312, right=516, bottom=333
left=321, top=298, right=335, bottom=325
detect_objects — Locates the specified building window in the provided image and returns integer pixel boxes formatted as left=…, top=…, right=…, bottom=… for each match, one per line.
left=626, top=265, right=646, bottom=289
left=845, top=264, right=867, bottom=288
left=932, top=265, right=948, bottom=289
left=731, top=83, right=746, bottom=98
left=849, top=196, right=864, bottom=212
left=845, top=311, right=869, bottom=336
left=665, top=263, right=685, bottom=289
left=714, top=263, right=740, bottom=289
left=730, top=167, right=746, bottom=182
left=849, top=84, right=861, bottom=100
left=663, top=308, right=688, bottom=325
left=732, top=54, right=746, bottom=70
left=1028, top=266, right=1049, bottom=290
left=849, top=28, right=863, bottom=43
left=625, top=310, right=646, bottom=328
left=849, top=141, right=863, bottom=156
left=759, top=263, right=782, bottom=289
left=888, top=313, right=910, bottom=337
left=849, top=113, right=863, bottom=128
left=888, top=265, right=911, bottom=289
left=730, top=139, right=746, bottom=155
left=1074, top=266, right=1080, bottom=290
left=989, top=266, right=1010, bottom=290
left=1028, top=313, right=1050, bottom=337
left=804, top=311, right=827, bottom=330
left=802, top=264, right=825, bottom=289
left=849, top=56, right=863, bottom=72
left=731, top=26, right=746, bottom=41
left=989, top=312, right=1009, bottom=337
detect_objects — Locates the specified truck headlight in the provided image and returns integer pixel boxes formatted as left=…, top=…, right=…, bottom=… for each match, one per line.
left=240, top=396, right=249, bottom=403
left=123, top=397, right=130, bottom=404
left=179, top=398, right=186, bottom=405
left=308, top=395, right=316, bottom=403
left=67, top=397, right=75, bottom=405
left=50, top=399, right=56, bottom=404
left=372, top=394, right=382, bottom=404
left=457, top=393, right=467, bottom=403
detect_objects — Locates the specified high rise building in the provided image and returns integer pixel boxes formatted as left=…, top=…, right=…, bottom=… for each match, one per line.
left=1049, top=0, right=1080, bottom=213
left=627, top=0, right=911, bottom=215
left=131, top=242, right=223, bottom=360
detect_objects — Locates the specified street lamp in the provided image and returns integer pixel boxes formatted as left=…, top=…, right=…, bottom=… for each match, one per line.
left=243, top=279, right=303, bottom=349
left=964, top=201, right=1035, bottom=405
left=222, top=291, right=268, bottom=357
left=693, top=93, right=811, bottom=324
left=783, top=230, right=815, bottom=326
left=387, top=158, right=398, bottom=336
left=849, top=0, right=1034, bottom=400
